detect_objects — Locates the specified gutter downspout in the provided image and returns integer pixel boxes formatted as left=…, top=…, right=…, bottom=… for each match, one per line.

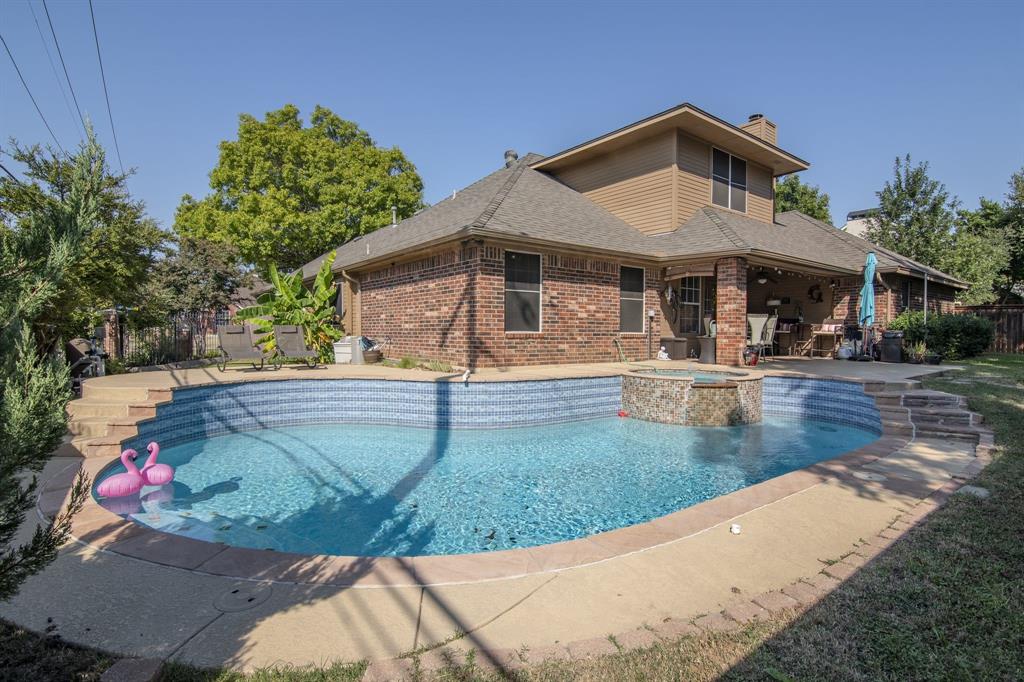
left=923, top=273, right=929, bottom=324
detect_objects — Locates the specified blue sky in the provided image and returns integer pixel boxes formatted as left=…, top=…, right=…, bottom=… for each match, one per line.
left=2, top=0, right=1022, bottom=231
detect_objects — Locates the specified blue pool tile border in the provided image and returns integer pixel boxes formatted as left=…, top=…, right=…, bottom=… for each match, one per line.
left=123, top=375, right=883, bottom=451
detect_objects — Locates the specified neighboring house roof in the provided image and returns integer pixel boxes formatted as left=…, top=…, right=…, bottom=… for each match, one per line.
left=298, top=156, right=965, bottom=288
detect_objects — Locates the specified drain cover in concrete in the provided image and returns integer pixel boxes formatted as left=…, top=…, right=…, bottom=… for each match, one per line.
left=214, top=582, right=273, bottom=613
left=956, top=485, right=990, bottom=499
left=853, top=471, right=888, bottom=482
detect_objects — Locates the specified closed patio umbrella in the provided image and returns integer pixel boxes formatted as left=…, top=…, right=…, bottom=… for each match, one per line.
left=857, top=252, right=877, bottom=359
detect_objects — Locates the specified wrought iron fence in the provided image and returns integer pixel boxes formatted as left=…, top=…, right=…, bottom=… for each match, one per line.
left=118, top=310, right=230, bottom=368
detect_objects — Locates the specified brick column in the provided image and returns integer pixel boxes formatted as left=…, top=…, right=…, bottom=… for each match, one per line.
left=715, top=257, right=747, bottom=366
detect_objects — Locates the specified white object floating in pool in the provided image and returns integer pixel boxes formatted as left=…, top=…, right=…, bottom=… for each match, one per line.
left=730, top=523, right=742, bottom=535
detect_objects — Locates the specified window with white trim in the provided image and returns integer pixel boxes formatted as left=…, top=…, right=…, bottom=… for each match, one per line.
left=619, top=266, right=645, bottom=333
left=712, top=148, right=747, bottom=213
left=678, top=276, right=701, bottom=334
left=504, top=252, right=541, bottom=332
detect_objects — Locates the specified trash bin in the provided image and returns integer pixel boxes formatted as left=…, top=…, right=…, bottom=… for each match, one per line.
left=697, top=336, right=716, bottom=365
left=880, top=330, right=904, bottom=363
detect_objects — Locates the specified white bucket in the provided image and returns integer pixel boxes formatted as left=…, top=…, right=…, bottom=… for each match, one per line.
left=333, top=337, right=353, bottom=364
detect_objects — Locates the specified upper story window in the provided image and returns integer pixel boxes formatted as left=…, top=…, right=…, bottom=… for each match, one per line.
left=712, top=148, right=747, bottom=213
left=620, top=266, right=645, bottom=333
left=504, top=251, right=541, bottom=332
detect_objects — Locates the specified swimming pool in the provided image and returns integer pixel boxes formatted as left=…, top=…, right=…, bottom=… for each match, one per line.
left=94, top=415, right=878, bottom=556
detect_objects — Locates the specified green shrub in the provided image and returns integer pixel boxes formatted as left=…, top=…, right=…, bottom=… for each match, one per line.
left=887, top=311, right=994, bottom=360
left=397, top=356, right=419, bottom=369
left=425, top=359, right=453, bottom=373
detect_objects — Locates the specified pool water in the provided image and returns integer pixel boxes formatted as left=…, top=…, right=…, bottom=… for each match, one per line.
left=638, top=369, right=747, bottom=383
left=94, top=417, right=876, bottom=557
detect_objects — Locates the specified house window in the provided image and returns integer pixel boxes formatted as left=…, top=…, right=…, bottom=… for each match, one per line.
left=901, top=280, right=912, bottom=310
left=504, top=251, right=541, bottom=332
left=678, top=276, right=702, bottom=334
left=620, top=266, right=645, bottom=333
left=702, top=277, right=716, bottom=334
left=712, top=148, right=747, bottom=213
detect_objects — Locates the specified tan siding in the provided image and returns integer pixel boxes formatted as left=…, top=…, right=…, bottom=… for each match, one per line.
left=676, top=131, right=711, bottom=225
left=747, top=162, right=773, bottom=223
left=551, top=132, right=675, bottom=235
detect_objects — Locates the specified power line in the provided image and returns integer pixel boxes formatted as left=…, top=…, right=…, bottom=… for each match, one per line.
left=41, top=0, right=87, bottom=134
left=0, top=161, right=23, bottom=185
left=0, top=32, right=66, bottom=155
left=28, top=0, right=84, bottom=138
left=88, top=0, right=124, bottom=175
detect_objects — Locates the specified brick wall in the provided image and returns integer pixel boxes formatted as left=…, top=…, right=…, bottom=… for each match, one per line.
left=358, top=246, right=478, bottom=367
left=714, top=257, right=747, bottom=366
left=831, top=275, right=957, bottom=327
left=471, top=246, right=661, bottom=367
left=358, top=242, right=662, bottom=368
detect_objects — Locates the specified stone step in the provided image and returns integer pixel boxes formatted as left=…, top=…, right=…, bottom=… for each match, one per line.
left=908, top=408, right=980, bottom=426
left=66, top=416, right=112, bottom=437
left=880, top=419, right=914, bottom=436
left=81, top=382, right=152, bottom=403
left=67, top=399, right=128, bottom=419
left=873, top=391, right=963, bottom=408
left=913, top=423, right=984, bottom=443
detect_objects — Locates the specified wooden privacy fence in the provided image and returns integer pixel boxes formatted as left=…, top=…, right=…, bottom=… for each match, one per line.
left=955, top=304, right=1024, bottom=354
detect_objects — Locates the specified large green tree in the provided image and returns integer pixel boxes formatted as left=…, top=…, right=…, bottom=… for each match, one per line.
left=141, top=237, right=252, bottom=316
left=175, top=105, right=424, bottom=276
left=774, top=174, right=833, bottom=223
left=0, top=141, right=165, bottom=345
left=864, top=155, right=958, bottom=267
left=0, top=135, right=106, bottom=600
left=997, top=167, right=1024, bottom=302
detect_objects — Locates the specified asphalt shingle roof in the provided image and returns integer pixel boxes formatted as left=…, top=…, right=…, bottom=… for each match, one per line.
left=298, top=156, right=964, bottom=287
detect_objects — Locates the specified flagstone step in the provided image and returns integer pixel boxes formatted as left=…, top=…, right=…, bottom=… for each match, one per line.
left=67, top=399, right=129, bottom=419
left=67, top=416, right=113, bottom=438
left=81, top=383, right=152, bottom=403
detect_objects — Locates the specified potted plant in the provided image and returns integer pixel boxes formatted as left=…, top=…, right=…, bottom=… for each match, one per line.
left=924, top=350, right=942, bottom=365
left=906, top=341, right=927, bottom=364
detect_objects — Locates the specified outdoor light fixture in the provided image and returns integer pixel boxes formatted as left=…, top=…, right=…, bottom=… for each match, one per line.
left=756, top=271, right=768, bottom=284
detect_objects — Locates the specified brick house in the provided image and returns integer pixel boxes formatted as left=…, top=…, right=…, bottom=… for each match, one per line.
left=299, top=103, right=964, bottom=368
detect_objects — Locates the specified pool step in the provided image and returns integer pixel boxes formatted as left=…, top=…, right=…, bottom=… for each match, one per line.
left=66, top=416, right=113, bottom=438
left=81, top=382, right=152, bottom=403
left=67, top=399, right=128, bottom=419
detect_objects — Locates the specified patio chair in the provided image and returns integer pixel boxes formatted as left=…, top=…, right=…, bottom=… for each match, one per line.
left=272, top=325, right=319, bottom=369
left=216, top=324, right=271, bottom=372
left=747, top=314, right=769, bottom=348
left=760, top=316, right=779, bottom=359
left=809, top=318, right=845, bottom=358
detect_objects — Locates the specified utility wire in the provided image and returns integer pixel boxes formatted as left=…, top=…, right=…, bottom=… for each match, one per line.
left=0, top=161, right=23, bottom=185
left=0, top=32, right=66, bottom=155
left=88, top=0, right=124, bottom=175
left=41, top=0, right=87, bottom=134
left=28, top=0, right=84, bottom=139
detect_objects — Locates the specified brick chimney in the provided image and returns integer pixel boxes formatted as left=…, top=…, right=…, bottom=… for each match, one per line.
left=740, top=113, right=777, bottom=146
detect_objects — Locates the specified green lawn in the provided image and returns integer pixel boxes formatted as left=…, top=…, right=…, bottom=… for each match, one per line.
left=3, top=355, right=1021, bottom=681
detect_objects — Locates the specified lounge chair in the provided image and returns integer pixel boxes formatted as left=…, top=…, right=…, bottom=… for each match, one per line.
left=216, top=325, right=271, bottom=372
left=272, top=325, right=319, bottom=369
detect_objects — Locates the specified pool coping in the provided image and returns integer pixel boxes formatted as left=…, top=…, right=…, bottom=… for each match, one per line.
left=44, top=372, right=920, bottom=588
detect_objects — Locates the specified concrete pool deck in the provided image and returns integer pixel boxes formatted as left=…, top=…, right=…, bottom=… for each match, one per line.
left=1, top=359, right=995, bottom=675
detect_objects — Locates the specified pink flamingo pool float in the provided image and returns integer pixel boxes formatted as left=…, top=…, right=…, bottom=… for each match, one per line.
left=96, top=442, right=174, bottom=498
left=140, top=442, right=174, bottom=486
